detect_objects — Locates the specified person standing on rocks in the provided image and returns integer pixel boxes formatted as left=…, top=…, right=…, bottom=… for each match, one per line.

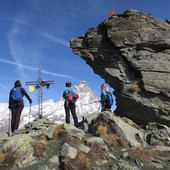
left=100, top=84, right=112, bottom=112
left=9, top=80, right=32, bottom=133
left=63, top=81, right=79, bottom=127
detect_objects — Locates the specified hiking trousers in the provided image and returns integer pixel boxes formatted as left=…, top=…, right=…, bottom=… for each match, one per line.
left=64, top=102, right=78, bottom=127
left=11, top=102, right=24, bottom=132
left=101, top=103, right=111, bottom=112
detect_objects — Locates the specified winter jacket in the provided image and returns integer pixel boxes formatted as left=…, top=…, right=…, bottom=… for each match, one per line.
left=9, top=86, right=32, bottom=108
left=63, top=87, right=76, bottom=100
left=100, top=89, right=107, bottom=104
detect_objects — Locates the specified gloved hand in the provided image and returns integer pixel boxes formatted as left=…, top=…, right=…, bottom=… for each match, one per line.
left=8, top=105, right=11, bottom=109
left=29, top=99, right=32, bottom=104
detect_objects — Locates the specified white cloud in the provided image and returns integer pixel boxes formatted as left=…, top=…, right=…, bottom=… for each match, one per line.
left=41, top=69, right=72, bottom=78
left=39, top=31, right=69, bottom=47
left=0, top=59, right=73, bottom=79
left=5, top=0, right=106, bottom=83
left=0, top=83, right=10, bottom=91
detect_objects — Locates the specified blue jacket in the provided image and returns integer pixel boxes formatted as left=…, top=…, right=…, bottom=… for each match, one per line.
left=101, top=89, right=107, bottom=103
left=63, top=87, right=76, bottom=100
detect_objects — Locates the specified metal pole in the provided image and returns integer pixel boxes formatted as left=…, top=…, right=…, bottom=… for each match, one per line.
left=8, top=109, right=11, bottom=137
left=38, top=69, right=42, bottom=118
left=40, top=79, right=42, bottom=118
left=38, top=70, right=40, bottom=118
left=38, top=87, right=40, bottom=118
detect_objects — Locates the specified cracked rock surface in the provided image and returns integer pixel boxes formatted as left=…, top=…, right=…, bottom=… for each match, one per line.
left=70, top=10, right=170, bottom=127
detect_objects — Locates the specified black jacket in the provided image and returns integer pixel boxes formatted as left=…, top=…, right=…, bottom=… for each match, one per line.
left=9, top=87, right=32, bottom=107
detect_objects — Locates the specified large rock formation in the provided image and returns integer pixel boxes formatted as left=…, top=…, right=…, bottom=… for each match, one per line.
left=70, top=10, right=170, bottom=127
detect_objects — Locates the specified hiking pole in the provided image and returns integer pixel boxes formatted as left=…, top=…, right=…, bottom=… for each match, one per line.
left=8, top=108, right=11, bottom=137
left=29, top=103, right=31, bottom=123
left=80, top=100, right=101, bottom=106
left=97, top=101, right=102, bottom=112
left=97, top=106, right=102, bottom=112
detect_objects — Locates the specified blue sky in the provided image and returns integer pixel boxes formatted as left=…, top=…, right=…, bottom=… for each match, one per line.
left=0, top=0, right=169, bottom=107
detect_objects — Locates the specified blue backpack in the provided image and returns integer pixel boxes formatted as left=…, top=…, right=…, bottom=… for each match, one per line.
left=12, top=87, right=23, bottom=102
left=106, top=92, right=113, bottom=106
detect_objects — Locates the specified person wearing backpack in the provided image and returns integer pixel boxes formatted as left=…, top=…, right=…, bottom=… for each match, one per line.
left=100, top=84, right=113, bottom=112
left=63, top=81, right=79, bottom=127
left=9, top=80, right=32, bottom=133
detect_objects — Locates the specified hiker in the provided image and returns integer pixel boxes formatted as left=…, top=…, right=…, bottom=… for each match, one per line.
left=9, top=80, right=32, bottom=133
left=63, top=81, right=79, bottom=127
left=100, top=84, right=113, bottom=111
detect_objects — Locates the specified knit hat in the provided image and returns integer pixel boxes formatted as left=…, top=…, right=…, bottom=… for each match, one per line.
left=101, top=84, right=106, bottom=90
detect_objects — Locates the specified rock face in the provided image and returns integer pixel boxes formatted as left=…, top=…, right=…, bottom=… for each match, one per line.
left=70, top=10, right=170, bottom=127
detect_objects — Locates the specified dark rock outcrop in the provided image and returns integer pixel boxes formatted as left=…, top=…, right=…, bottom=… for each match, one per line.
left=70, top=10, right=170, bottom=127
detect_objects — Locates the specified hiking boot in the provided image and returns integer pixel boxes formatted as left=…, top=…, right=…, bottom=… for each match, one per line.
left=13, top=129, right=18, bottom=133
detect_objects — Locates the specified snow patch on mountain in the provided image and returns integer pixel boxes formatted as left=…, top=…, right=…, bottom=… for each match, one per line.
left=0, top=81, right=101, bottom=132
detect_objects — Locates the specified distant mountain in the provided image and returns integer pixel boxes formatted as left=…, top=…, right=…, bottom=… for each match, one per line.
left=0, top=80, right=101, bottom=133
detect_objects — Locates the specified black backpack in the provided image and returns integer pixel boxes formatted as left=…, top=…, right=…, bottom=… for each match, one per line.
left=106, top=92, right=113, bottom=106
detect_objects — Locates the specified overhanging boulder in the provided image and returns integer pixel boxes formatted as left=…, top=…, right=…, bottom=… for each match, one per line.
left=70, top=10, right=170, bottom=127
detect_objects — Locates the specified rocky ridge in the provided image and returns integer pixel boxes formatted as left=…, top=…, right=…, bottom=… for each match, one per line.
left=70, top=10, right=170, bottom=127
left=0, top=112, right=169, bottom=170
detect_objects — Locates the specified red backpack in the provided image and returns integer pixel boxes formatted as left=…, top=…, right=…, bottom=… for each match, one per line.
left=68, top=93, right=79, bottom=103
left=67, top=89, right=79, bottom=103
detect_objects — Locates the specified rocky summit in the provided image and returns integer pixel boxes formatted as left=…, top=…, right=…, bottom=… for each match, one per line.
left=0, top=112, right=170, bottom=170
left=70, top=10, right=170, bottom=127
